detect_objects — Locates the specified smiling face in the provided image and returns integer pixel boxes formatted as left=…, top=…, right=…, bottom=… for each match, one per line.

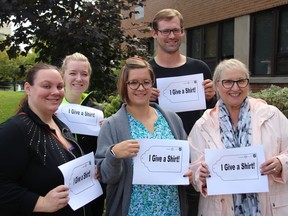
left=216, top=68, right=249, bottom=111
left=63, top=60, right=90, bottom=99
left=126, top=68, right=153, bottom=107
left=25, top=68, right=64, bottom=117
left=152, top=16, right=184, bottom=54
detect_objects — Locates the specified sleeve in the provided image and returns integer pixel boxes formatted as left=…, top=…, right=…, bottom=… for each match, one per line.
left=188, top=121, right=208, bottom=197
left=272, top=107, right=288, bottom=184
left=172, top=112, right=187, bottom=140
left=0, top=120, right=39, bottom=214
left=201, top=60, right=212, bottom=81
left=95, top=118, right=124, bottom=184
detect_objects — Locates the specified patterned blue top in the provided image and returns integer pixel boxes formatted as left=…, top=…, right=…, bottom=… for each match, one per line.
left=127, top=108, right=181, bottom=216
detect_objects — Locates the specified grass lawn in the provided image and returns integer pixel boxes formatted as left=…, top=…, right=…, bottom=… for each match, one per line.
left=0, top=90, right=25, bottom=124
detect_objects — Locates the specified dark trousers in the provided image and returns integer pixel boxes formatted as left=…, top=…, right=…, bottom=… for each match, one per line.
left=186, top=184, right=200, bottom=216
left=91, top=183, right=106, bottom=216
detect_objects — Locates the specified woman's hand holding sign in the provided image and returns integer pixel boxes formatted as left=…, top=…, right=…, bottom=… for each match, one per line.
left=111, top=140, right=140, bottom=158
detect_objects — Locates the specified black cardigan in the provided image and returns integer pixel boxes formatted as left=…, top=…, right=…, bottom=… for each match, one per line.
left=0, top=104, right=92, bottom=216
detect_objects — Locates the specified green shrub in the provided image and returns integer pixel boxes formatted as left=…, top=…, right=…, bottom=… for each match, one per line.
left=249, top=85, right=288, bottom=117
left=100, top=94, right=121, bottom=117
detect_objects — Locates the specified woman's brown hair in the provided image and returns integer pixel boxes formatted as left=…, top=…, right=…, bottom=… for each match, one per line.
left=118, top=57, right=155, bottom=104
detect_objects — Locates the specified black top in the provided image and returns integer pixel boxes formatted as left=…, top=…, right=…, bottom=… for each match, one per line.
left=0, top=104, right=93, bottom=216
left=149, top=57, right=217, bottom=134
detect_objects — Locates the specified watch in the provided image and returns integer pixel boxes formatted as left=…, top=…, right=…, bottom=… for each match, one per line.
left=110, top=147, right=117, bottom=157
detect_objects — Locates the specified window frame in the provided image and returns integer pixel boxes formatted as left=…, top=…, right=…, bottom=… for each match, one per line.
left=250, top=5, right=288, bottom=76
left=187, top=19, right=234, bottom=73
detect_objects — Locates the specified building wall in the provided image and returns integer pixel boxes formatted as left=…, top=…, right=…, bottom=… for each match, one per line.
left=177, top=0, right=288, bottom=27
left=121, top=0, right=288, bottom=92
left=122, top=0, right=288, bottom=38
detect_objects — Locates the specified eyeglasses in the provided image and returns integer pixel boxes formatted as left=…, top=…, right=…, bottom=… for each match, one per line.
left=126, top=80, right=153, bottom=90
left=157, top=28, right=183, bottom=36
left=220, top=79, right=249, bottom=89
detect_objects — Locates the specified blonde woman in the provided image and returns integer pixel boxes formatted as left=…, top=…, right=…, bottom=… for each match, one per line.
left=61, top=52, right=105, bottom=216
left=189, top=59, right=288, bottom=215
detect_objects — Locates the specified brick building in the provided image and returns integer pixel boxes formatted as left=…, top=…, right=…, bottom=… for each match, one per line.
left=122, top=0, right=288, bottom=92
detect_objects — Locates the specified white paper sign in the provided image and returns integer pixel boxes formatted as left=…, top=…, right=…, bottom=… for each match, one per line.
left=56, top=104, right=104, bottom=136
left=156, top=74, right=206, bottom=112
left=132, top=139, right=190, bottom=185
left=58, top=152, right=103, bottom=210
left=205, top=145, right=269, bottom=195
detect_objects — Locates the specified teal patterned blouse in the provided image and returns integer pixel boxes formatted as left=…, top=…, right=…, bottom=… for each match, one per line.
left=127, top=108, right=181, bottom=216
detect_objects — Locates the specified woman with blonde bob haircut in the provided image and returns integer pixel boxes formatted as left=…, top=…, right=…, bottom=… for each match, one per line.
left=96, top=57, right=192, bottom=216
left=189, top=58, right=288, bottom=215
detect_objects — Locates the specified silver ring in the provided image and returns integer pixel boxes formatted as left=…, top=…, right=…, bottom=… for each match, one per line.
left=273, top=168, right=278, bottom=172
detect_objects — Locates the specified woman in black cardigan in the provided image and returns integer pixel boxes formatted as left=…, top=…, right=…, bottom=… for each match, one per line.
left=0, top=63, right=93, bottom=216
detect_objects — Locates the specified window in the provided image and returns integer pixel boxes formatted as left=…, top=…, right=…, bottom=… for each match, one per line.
left=191, top=28, right=201, bottom=59
left=251, top=10, right=273, bottom=75
left=277, top=9, right=288, bottom=75
left=204, top=24, right=217, bottom=59
left=187, top=20, right=234, bottom=72
left=251, top=6, right=288, bottom=76
left=221, top=21, right=234, bottom=60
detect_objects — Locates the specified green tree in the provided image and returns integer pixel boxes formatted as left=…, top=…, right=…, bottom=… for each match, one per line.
left=0, top=0, right=150, bottom=100
left=0, top=50, right=36, bottom=90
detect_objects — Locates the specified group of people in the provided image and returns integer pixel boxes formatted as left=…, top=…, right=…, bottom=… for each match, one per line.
left=0, top=8, right=288, bottom=216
